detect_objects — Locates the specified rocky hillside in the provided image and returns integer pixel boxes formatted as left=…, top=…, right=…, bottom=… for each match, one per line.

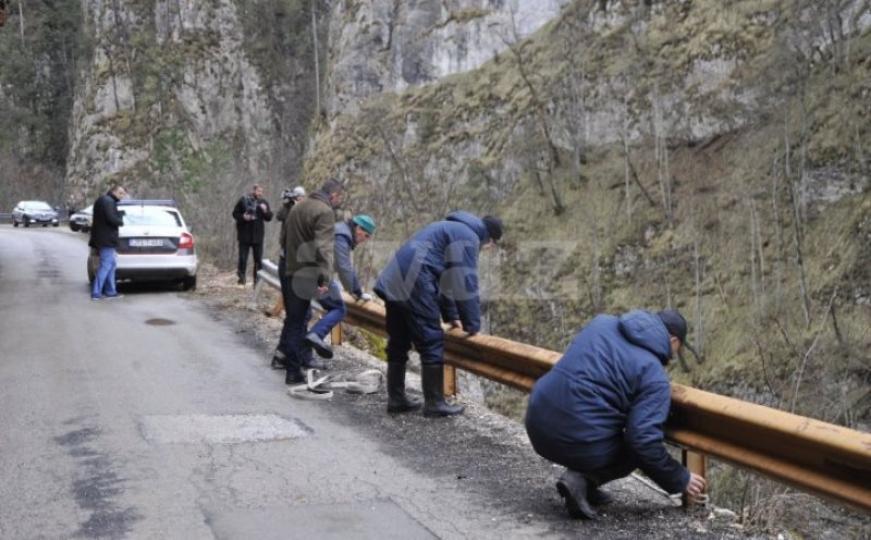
left=1, top=0, right=322, bottom=262
left=307, top=0, right=870, bottom=415
left=305, top=1, right=870, bottom=525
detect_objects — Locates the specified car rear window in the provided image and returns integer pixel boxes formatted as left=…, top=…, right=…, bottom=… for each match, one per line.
left=123, top=207, right=182, bottom=227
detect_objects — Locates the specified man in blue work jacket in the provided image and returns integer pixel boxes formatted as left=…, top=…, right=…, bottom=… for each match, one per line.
left=304, top=214, right=377, bottom=360
left=375, top=211, right=503, bottom=417
left=525, top=309, right=706, bottom=519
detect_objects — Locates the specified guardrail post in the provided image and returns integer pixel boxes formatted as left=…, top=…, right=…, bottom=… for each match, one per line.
left=681, top=449, right=707, bottom=508
left=444, top=365, right=457, bottom=397
left=268, top=296, right=284, bottom=318
left=330, top=324, right=343, bottom=347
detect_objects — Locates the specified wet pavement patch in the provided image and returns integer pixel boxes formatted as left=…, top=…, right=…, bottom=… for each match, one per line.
left=139, top=414, right=311, bottom=444
left=145, top=318, right=176, bottom=326
left=207, top=499, right=437, bottom=540
left=55, top=424, right=141, bottom=538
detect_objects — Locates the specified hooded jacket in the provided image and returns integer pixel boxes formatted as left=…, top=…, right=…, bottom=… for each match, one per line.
left=88, top=191, right=125, bottom=248
left=525, top=310, right=689, bottom=494
left=374, top=211, right=489, bottom=334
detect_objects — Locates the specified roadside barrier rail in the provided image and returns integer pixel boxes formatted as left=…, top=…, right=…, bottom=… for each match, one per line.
left=256, top=261, right=871, bottom=512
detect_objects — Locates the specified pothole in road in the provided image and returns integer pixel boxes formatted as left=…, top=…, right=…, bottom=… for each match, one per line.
left=145, top=318, right=176, bottom=326
left=139, top=414, right=311, bottom=444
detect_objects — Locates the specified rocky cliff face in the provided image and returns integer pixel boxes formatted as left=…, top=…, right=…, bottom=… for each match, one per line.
left=324, top=0, right=571, bottom=117
left=65, top=0, right=274, bottom=205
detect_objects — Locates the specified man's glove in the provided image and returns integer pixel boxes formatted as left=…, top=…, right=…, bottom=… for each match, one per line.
left=356, top=292, right=373, bottom=302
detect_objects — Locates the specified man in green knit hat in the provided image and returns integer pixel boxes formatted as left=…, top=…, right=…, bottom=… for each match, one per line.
left=303, top=213, right=377, bottom=362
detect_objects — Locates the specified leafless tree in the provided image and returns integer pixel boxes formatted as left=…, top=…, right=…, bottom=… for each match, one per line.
left=17, top=0, right=24, bottom=45
left=311, top=0, right=321, bottom=117
left=652, top=88, right=674, bottom=226
left=503, top=6, right=564, bottom=214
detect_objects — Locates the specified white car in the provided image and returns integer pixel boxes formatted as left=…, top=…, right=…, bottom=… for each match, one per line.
left=88, top=199, right=198, bottom=290
left=69, top=205, right=93, bottom=232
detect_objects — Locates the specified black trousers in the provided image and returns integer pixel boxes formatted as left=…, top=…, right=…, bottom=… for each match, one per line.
left=237, top=241, right=263, bottom=282
left=526, top=420, right=639, bottom=488
left=384, top=300, right=445, bottom=366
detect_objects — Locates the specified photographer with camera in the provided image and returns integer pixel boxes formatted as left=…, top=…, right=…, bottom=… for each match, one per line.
left=276, top=186, right=305, bottom=224
left=232, top=184, right=273, bottom=286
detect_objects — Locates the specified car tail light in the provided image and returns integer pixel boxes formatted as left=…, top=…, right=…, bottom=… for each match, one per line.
left=179, top=232, right=194, bottom=250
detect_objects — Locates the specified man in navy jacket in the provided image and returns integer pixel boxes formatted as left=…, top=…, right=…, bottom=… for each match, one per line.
left=525, top=309, right=706, bottom=519
left=375, top=211, right=502, bottom=417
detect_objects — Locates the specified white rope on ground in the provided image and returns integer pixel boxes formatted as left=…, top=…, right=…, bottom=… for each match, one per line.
left=287, top=369, right=383, bottom=400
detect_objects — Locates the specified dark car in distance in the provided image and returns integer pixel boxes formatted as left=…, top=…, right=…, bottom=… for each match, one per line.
left=12, top=201, right=60, bottom=227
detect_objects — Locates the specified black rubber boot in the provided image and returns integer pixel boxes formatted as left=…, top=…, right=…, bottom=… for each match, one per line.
left=580, top=471, right=613, bottom=506
left=586, top=485, right=613, bottom=506
left=386, top=362, right=421, bottom=413
left=422, top=364, right=463, bottom=417
left=556, top=470, right=596, bottom=519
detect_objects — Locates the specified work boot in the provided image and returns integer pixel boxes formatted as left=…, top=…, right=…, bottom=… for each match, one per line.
left=386, top=361, right=421, bottom=413
left=581, top=471, right=613, bottom=506
left=421, top=364, right=463, bottom=417
left=285, top=367, right=305, bottom=385
left=587, top=485, right=613, bottom=506
left=305, top=332, right=334, bottom=359
left=556, top=470, right=596, bottom=520
left=271, top=350, right=286, bottom=370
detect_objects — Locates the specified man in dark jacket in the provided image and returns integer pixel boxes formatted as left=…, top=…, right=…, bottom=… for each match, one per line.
left=525, top=309, right=706, bottom=519
left=268, top=186, right=306, bottom=365
left=88, top=185, right=127, bottom=300
left=279, top=179, right=344, bottom=384
left=304, top=214, right=377, bottom=360
left=232, top=184, right=273, bottom=286
left=374, top=211, right=503, bottom=417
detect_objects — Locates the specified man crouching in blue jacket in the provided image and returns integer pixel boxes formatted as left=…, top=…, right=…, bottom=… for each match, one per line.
left=525, top=309, right=706, bottom=519
left=374, top=211, right=502, bottom=417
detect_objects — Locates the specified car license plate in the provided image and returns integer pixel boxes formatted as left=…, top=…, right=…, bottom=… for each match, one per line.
left=129, top=238, right=164, bottom=247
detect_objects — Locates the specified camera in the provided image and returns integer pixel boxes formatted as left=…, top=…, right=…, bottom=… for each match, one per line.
left=243, top=195, right=258, bottom=220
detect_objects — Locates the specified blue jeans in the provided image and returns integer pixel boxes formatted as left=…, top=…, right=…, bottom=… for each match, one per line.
left=278, top=257, right=313, bottom=372
left=92, top=247, right=118, bottom=298
left=309, top=281, right=346, bottom=339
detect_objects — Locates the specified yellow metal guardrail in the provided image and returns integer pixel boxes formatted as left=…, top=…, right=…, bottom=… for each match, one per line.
left=255, top=263, right=871, bottom=512
left=337, top=292, right=871, bottom=513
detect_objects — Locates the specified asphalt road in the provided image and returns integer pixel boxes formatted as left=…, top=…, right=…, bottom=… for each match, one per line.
left=0, top=226, right=742, bottom=539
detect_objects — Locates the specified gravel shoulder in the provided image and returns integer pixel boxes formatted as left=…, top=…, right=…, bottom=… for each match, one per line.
left=189, top=263, right=759, bottom=539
